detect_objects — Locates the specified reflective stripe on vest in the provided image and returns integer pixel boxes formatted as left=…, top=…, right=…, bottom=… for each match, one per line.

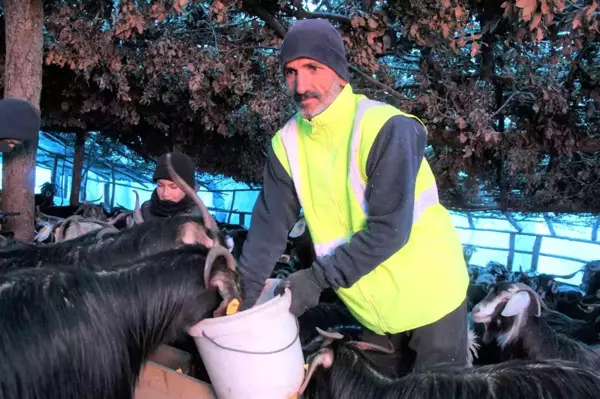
left=280, top=98, right=441, bottom=257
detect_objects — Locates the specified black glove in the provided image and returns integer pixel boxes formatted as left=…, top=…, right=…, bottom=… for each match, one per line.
left=275, top=267, right=329, bottom=317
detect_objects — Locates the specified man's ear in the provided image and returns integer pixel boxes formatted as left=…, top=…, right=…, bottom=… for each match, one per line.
left=0, top=142, right=15, bottom=152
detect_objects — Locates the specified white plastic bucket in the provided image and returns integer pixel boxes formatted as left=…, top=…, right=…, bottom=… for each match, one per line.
left=188, top=282, right=305, bottom=399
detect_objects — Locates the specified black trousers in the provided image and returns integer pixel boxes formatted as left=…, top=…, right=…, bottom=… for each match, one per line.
left=358, top=297, right=468, bottom=377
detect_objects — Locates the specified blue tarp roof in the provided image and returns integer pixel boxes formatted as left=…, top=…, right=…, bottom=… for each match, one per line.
left=34, top=131, right=155, bottom=188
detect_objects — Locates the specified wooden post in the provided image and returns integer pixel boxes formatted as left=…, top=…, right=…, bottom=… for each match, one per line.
left=0, top=0, right=44, bottom=241
left=530, top=236, right=543, bottom=272
left=507, top=233, right=516, bottom=271
left=50, top=157, right=58, bottom=186
left=110, top=164, right=116, bottom=209
left=592, top=216, right=599, bottom=242
left=543, top=214, right=556, bottom=236
left=69, top=131, right=86, bottom=205
left=227, top=190, right=237, bottom=224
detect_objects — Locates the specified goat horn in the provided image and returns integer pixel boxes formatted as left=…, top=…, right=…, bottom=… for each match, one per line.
left=96, top=226, right=120, bottom=239
left=133, top=189, right=140, bottom=210
left=107, top=212, right=128, bottom=225
left=315, top=327, right=344, bottom=340
left=132, top=208, right=143, bottom=224
left=165, top=152, right=218, bottom=231
left=55, top=215, right=83, bottom=242
left=544, top=268, right=585, bottom=280
left=204, top=245, right=236, bottom=289
left=348, top=340, right=396, bottom=354
left=164, top=153, right=237, bottom=284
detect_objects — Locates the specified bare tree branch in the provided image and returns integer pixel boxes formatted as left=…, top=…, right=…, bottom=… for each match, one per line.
left=283, top=8, right=352, bottom=25
left=350, top=66, right=408, bottom=101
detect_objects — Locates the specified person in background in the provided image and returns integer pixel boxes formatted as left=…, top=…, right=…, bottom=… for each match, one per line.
left=0, top=98, right=40, bottom=153
left=139, top=151, right=201, bottom=221
left=236, top=18, right=470, bottom=376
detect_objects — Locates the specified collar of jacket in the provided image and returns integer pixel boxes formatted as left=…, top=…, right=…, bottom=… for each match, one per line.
left=296, top=83, right=357, bottom=145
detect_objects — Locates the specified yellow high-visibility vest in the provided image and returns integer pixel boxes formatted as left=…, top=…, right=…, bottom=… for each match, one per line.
left=271, top=84, right=469, bottom=334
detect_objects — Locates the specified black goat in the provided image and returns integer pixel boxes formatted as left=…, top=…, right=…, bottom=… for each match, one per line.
left=298, top=302, right=360, bottom=348
left=298, top=330, right=600, bottom=399
left=580, top=260, right=600, bottom=296
left=0, top=245, right=241, bottom=399
left=0, top=215, right=225, bottom=273
left=471, top=281, right=600, bottom=368
left=0, top=153, right=234, bottom=275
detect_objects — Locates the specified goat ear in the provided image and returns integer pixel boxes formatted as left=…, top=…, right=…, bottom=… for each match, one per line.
left=501, top=291, right=531, bottom=317
left=297, top=349, right=334, bottom=396
left=210, top=270, right=242, bottom=318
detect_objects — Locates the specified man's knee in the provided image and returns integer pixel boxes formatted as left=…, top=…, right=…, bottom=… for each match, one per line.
left=409, top=298, right=469, bottom=370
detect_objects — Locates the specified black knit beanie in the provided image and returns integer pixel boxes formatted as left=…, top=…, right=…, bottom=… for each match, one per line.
left=280, top=19, right=349, bottom=81
left=0, top=98, right=41, bottom=142
left=153, top=152, right=196, bottom=189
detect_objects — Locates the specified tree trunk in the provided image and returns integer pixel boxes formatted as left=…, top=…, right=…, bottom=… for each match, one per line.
left=1, top=0, right=44, bottom=242
left=69, top=131, right=86, bottom=206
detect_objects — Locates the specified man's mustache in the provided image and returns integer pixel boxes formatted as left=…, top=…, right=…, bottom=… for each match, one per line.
left=294, top=91, right=320, bottom=104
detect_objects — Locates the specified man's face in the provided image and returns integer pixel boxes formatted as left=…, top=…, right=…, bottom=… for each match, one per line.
left=284, top=58, right=346, bottom=120
left=156, top=179, right=186, bottom=203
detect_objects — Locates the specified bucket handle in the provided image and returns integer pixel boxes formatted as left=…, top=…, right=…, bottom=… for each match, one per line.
left=201, top=318, right=300, bottom=355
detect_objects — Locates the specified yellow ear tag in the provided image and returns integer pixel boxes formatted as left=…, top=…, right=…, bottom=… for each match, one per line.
left=226, top=299, right=240, bottom=315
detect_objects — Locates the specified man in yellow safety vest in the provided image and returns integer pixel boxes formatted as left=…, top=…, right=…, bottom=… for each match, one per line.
left=237, top=18, right=470, bottom=374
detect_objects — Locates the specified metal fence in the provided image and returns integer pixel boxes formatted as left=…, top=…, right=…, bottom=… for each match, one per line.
left=456, top=226, right=599, bottom=270
left=202, top=188, right=600, bottom=283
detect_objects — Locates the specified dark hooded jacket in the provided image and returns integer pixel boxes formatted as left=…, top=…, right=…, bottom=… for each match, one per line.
left=0, top=99, right=40, bottom=152
left=138, top=151, right=201, bottom=222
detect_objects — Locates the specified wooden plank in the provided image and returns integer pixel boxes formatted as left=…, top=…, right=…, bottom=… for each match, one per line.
left=198, top=188, right=260, bottom=193
left=543, top=214, right=556, bottom=236
left=530, top=236, right=543, bottom=272
left=466, top=212, right=475, bottom=229
left=503, top=211, right=523, bottom=233
left=465, top=243, right=589, bottom=266
left=454, top=226, right=600, bottom=246
left=507, top=233, right=516, bottom=271
left=207, top=206, right=249, bottom=215
left=135, top=361, right=216, bottom=399
left=227, top=191, right=237, bottom=224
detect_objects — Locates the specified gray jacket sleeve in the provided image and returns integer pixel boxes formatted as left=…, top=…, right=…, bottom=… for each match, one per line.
left=237, top=146, right=301, bottom=307
left=311, top=115, right=428, bottom=290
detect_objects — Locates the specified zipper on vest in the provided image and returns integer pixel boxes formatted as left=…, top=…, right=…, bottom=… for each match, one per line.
left=356, top=279, right=386, bottom=334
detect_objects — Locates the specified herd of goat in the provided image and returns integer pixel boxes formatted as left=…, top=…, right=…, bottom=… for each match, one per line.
left=0, top=158, right=599, bottom=398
